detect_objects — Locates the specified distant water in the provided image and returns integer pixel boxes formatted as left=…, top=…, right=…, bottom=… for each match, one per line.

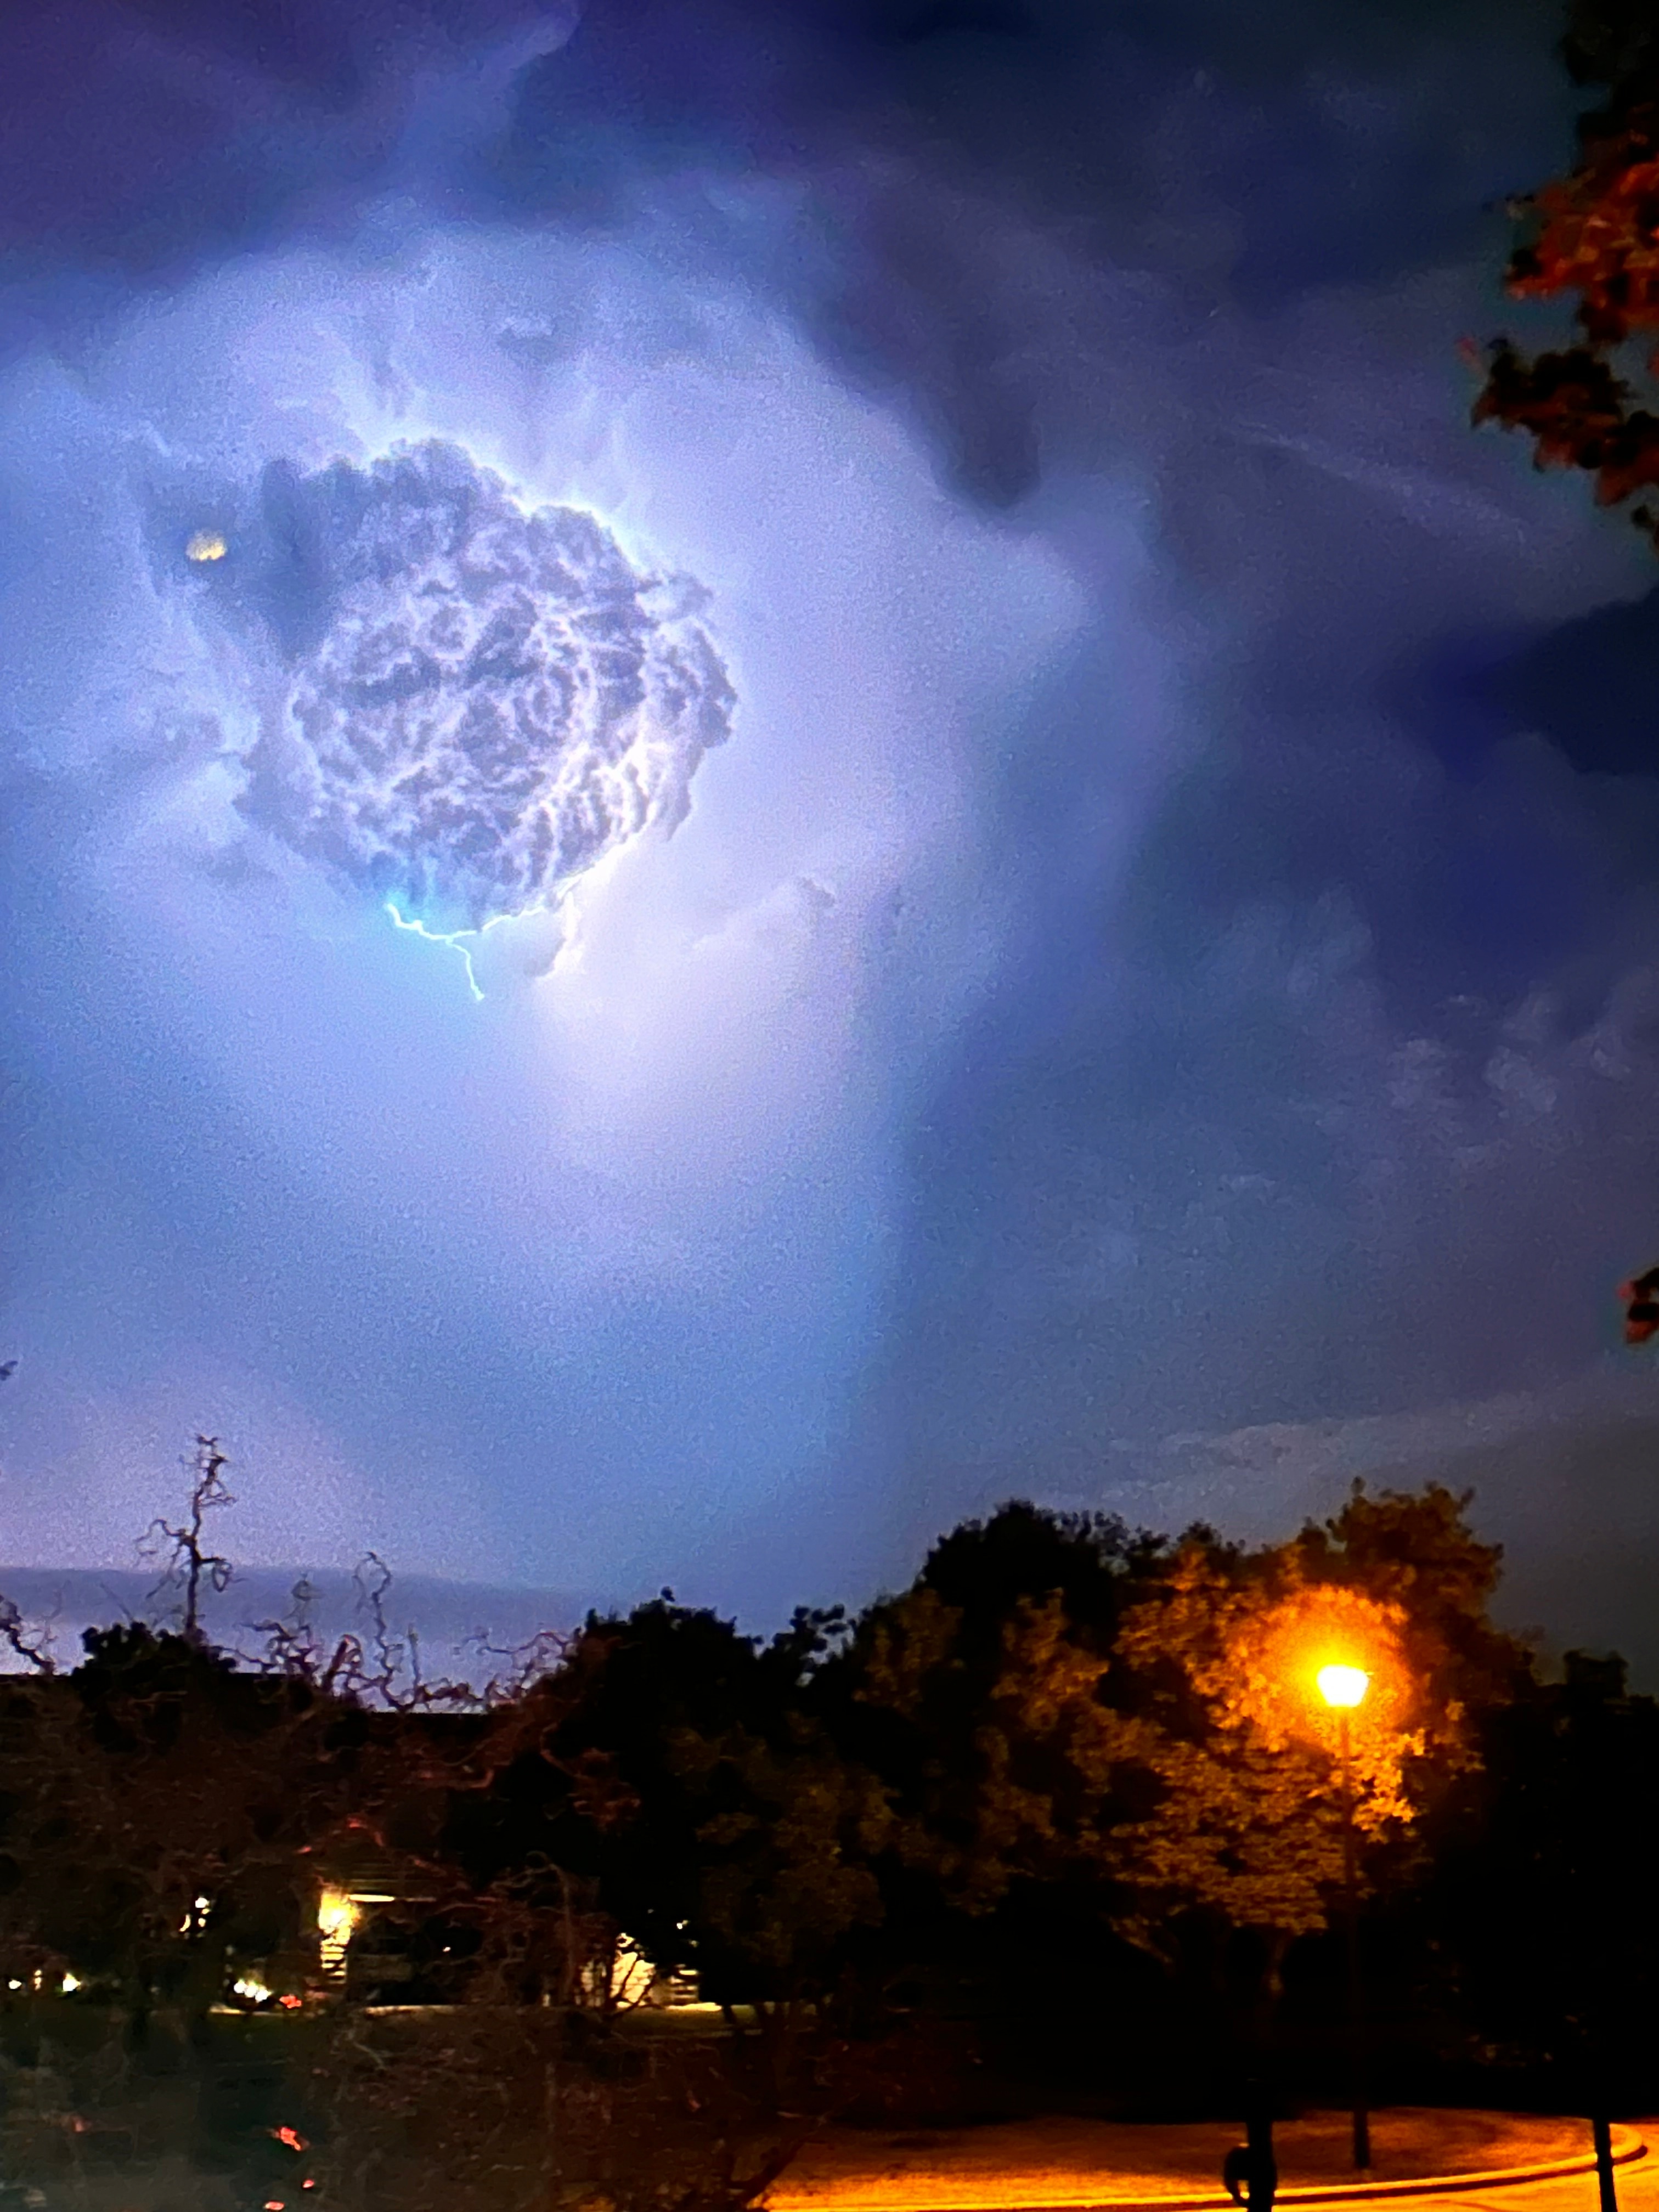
left=0, top=1565, right=602, bottom=1693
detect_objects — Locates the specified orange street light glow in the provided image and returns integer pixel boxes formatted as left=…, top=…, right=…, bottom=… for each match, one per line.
left=1317, top=1663, right=1370, bottom=1709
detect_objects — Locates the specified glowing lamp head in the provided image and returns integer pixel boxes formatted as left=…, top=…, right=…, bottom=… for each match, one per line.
left=1317, top=1663, right=1370, bottom=1710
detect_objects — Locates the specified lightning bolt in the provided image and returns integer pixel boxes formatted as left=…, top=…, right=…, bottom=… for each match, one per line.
left=385, top=901, right=486, bottom=1001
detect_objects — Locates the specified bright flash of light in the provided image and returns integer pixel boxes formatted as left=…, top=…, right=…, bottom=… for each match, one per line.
left=186, top=530, right=228, bottom=563
left=1316, top=1663, right=1371, bottom=1709
left=244, top=441, right=733, bottom=946
left=59, top=1974, right=80, bottom=1994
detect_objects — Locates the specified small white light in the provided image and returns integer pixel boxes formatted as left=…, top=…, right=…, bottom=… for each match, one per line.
left=1317, top=1663, right=1370, bottom=1709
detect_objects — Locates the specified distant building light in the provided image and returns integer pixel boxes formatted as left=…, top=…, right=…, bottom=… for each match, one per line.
left=317, top=1887, right=359, bottom=1979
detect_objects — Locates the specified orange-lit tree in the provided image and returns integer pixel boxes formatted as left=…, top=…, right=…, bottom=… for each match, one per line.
left=1473, top=0, right=1659, bottom=540
left=838, top=1491, right=1516, bottom=2026
left=1103, top=1486, right=1523, bottom=2038
left=1109, top=1546, right=1425, bottom=1948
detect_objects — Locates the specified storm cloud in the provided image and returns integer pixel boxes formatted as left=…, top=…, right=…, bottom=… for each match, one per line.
left=218, top=439, right=733, bottom=934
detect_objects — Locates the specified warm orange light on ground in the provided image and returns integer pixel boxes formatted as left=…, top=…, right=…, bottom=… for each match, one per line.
left=1317, top=1663, right=1370, bottom=1710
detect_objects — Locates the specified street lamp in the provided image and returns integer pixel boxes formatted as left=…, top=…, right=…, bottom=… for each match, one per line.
left=1317, top=1663, right=1372, bottom=2174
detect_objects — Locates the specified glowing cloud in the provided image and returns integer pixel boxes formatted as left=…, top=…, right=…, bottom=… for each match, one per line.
left=237, top=439, right=735, bottom=936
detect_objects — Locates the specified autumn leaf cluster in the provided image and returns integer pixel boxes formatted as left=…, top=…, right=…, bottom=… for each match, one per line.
left=1475, top=0, right=1659, bottom=539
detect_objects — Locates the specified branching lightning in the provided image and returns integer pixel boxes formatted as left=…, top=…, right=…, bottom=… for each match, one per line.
left=385, top=900, right=495, bottom=1002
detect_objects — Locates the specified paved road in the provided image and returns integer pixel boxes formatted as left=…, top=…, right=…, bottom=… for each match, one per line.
left=770, top=2112, right=1628, bottom=2212
left=1368, top=2134, right=1658, bottom=2212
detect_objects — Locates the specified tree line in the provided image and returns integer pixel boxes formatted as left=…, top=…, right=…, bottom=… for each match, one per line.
left=0, top=1445, right=1652, bottom=2212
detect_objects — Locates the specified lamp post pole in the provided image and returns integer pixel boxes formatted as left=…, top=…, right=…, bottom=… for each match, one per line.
left=1590, top=2117, right=1618, bottom=2212
left=1316, top=1664, right=1373, bottom=2176
left=1335, top=1709, right=1370, bottom=2175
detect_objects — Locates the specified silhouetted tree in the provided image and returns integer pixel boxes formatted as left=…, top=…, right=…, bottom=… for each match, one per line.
left=1422, top=1647, right=1659, bottom=2101
left=140, top=1435, right=236, bottom=1646
left=0, top=1622, right=385, bottom=2044
left=440, top=1597, right=888, bottom=2104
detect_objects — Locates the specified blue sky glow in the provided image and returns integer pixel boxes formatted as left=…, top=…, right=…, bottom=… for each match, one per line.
left=4, top=0, right=1659, bottom=1673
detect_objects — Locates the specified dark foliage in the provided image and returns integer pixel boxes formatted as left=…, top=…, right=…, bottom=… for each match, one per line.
left=0, top=1463, right=1655, bottom=2177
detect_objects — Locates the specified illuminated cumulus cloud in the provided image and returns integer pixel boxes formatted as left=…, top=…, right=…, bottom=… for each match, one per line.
left=238, top=441, right=735, bottom=936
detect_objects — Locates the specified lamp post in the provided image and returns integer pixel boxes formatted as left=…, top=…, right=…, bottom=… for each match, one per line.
left=1316, top=1663, right=1371, bottom=2175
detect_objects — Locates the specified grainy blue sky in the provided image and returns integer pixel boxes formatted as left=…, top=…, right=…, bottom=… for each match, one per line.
left=4, top=0, right=1659, bottom=1672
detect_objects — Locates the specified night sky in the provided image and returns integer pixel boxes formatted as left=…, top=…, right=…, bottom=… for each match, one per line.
left=5, top=0, right=1659, bottom=1673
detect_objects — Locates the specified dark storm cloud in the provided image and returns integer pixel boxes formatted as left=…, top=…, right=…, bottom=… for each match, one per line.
left=0, top=0, right=1577, bottom=485
left=0, top=0, right=560, bottom=363
left=462, top=0, right=1574, bottom=501
left=1471, top=590, right=1659, bottom=777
